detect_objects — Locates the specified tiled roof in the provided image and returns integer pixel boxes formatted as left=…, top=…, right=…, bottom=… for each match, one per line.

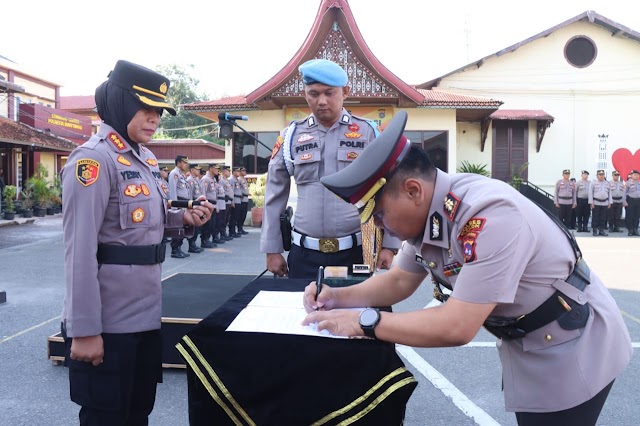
left=490, top=109, right=554, bottom=121
left=60, top=95, right=96, bottom=110
left=417, top=89, right=502, bottom=108
left=181, top=96, right=256, bottom=112
left=418, top=10, right=640, bottom=90
left=0, top=116, right=78, bottom=152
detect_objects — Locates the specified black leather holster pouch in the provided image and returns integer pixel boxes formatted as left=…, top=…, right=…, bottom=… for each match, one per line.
left=280, top=206, right=293, bottom=251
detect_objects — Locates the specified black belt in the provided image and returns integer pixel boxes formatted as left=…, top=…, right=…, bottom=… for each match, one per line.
left=482, top=258, right=591, bottom=340
left=97, top=243, right=166, bottom=265
left=593, top=197, right=607, bottom=202
left=558, top=196, right=572, bottom=200
left=217, top=197, right=225, bottom=200
left=612, top=196, right=622, bottom=200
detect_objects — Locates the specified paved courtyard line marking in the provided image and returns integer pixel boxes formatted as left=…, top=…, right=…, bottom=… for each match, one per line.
left=621, top=310, right=640, bottom=325
left=0, top=316, right=60, bottom=344
left=397, top=345, right=502, bottom=426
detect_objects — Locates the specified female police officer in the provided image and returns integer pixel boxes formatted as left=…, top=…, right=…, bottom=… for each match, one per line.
left=61, top=60, right=213, bottom=425
left=303, top=111, right=632, bottom=425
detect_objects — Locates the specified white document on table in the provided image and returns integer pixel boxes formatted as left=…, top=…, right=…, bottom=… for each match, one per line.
left=226, top=290, right=364, bottom=339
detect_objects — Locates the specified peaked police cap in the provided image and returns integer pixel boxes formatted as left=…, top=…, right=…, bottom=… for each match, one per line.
left=108, top=60, right=177, bottom=115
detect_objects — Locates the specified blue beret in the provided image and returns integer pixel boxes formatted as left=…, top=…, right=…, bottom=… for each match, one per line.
left=299, top=59, right=348, bottom=87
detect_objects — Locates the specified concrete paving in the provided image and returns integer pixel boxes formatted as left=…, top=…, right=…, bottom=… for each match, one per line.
left=0, top=214, right=638, bottom=425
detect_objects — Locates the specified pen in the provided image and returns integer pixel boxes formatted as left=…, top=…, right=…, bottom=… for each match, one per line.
left=315, top=266, right=324, bottom=310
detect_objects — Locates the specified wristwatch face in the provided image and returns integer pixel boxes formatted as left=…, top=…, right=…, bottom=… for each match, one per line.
left=360, top=308, right=379, bottom=327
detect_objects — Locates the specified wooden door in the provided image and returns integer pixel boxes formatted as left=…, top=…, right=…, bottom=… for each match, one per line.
left=492, top=121, right=528, bottom=182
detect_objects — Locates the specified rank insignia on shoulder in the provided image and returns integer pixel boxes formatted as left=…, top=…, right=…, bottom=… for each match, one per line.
left=348, top=122, right=360, bottom=132
left=344, top=132, right=362, bottom=139
left=76, top=159, right=100, bottom=187
left=297, top=134, right=314, bottom=143
left=107, top=132, right=126, bottom=151
left=443, top=192, right=461, bottom=221
left=430, top=212, right=442, bottom=240
left=117, top=155, right=131, bottom=166
left=271, top=135, right=283, bottom=159
left=146, top=158, right=158, bottom=166
left=132, top=207, right=145, bottom=223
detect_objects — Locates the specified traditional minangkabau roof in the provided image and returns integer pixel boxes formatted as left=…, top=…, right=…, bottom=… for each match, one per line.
left=0, top=116, right=78, bottom=152
left=417, top=10, right=640, bottom=90
left=183, top=0, right=426, bottom=115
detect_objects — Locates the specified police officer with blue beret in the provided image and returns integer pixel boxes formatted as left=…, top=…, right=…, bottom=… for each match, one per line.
left=60, top=59, right=213, bottom=425
left=302, top=111, right=632, bottom=425
left=260, top=58, right=399, bottom=278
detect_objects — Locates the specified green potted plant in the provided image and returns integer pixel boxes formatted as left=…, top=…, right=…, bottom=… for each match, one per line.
left=52, top=173, right=63, bottom=213
left=2, top=185, right=17, bottom=220
left=20, top=187, right=34, bottom=218
left=249, top=173, right=266, bottom=227
left=29, top=164, right=51, bottom=217
left=457, top=161, right=491, bottom=177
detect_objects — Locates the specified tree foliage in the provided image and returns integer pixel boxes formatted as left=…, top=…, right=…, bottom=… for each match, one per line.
left=153, top=64, right=223, bottom=145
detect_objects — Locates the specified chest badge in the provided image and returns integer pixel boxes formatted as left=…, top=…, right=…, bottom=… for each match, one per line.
left=132, top=207, right=145, bottom=223
left=117, top=155, right=131, bottom=166
left=140, top=183, right=151, bottom=196
left=300, top=153, right=312, bottom=161
left=75, top=159, right=100, bottom=187
left=297, top=134, right=314, bottom=143
left=348, top=122, right=360, bottom=132
left=347, top=152, right=359, bottom=160
left=344, top=131, right=362, bottom=139
left=146, top=158, right=158, bottom=166
left=443, top=262, right=462, bottom=277
left=124, top=184, right=142, bottom=198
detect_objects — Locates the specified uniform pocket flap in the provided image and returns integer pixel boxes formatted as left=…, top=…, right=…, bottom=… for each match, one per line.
left=521, top=320, right=582, bottom=352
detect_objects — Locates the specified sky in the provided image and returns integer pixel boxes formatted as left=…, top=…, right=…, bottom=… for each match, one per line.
left=3, top=0, right=639, bottom=100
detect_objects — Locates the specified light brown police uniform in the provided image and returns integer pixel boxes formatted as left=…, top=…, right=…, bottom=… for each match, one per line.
left=395, top=170, right=632, bottom=412
left=61, top=124, right=190, bottom=337
left=261, top=109, right=398, bottom=253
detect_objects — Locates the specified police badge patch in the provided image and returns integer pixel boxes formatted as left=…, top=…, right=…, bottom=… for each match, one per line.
left=76, top=159, right=100, bottom=187
left=271, top=135, right=283, bottom=159
left=429, top=212, right=442, bottom=240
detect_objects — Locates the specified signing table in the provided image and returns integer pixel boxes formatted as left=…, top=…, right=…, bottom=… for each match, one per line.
left=178, top=277, right=417, bottom=426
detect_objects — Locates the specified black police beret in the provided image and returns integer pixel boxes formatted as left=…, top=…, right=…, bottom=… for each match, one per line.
left=108, top=60, right=176, bottom=116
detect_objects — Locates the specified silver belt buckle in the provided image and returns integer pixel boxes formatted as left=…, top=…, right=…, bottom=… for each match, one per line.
left=318, top=238, right=340, bottom=253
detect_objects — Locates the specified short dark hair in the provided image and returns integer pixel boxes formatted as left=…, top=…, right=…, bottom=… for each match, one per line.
left=386, top=145, right=436, bottom=193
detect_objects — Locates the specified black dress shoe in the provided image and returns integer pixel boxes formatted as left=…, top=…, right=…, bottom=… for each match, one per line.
left=239, top=230, right=249, bottom=235
left=201, top=241, right=215, bottom=249
left=598, top=230, right=608, bottom=236
left=213, top=238, right=224, bottom=244
left=188, top=245, right=203, bottom=253
left=171, top=250, right=187, bottom=259
left=593, top=230, right=598, bottom=236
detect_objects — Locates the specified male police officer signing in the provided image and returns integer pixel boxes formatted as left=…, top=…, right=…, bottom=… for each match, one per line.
left=261, top=59, right=399, bottom=278
left=303, top=111, right=632, bottom=426
left=60, top=60, right=213, bottom=425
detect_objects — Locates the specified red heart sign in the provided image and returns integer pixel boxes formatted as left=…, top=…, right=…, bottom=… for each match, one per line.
left=611, top=148, right=640, bottom=179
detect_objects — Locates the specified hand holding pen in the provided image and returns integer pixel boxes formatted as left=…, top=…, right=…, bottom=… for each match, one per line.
left=314, top=266, right=324, bottom=311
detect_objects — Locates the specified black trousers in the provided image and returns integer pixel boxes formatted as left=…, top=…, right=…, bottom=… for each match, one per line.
left=607, top=202, right=623, bottom=229
left=558, top=203, right=572, bottom=227
left=576, top=198, right=590, bottom=229
left=627, top=197, right=640, bottom=230
left=201, top=210, right=217, bottom=241
left=591, top=205, right=608, bottom=231
left=287, top=242, right=364, bottom=279
left=216, top=208, right=227, bottom=236
left=226, top=205, right=235, bottom=234
left=515, top=380, right=614, bottom=426
left=239, top=201, right=248, bottom=230
left=170, top=196, right=188, bottom=250
left=62, top=325, right=162, bottom=426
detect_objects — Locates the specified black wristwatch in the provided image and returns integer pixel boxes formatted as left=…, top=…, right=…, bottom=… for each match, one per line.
left=359, top=308, right=381, bottom=338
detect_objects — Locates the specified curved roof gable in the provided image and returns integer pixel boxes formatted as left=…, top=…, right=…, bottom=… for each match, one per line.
left=246, top=0, right=423, bottom=108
